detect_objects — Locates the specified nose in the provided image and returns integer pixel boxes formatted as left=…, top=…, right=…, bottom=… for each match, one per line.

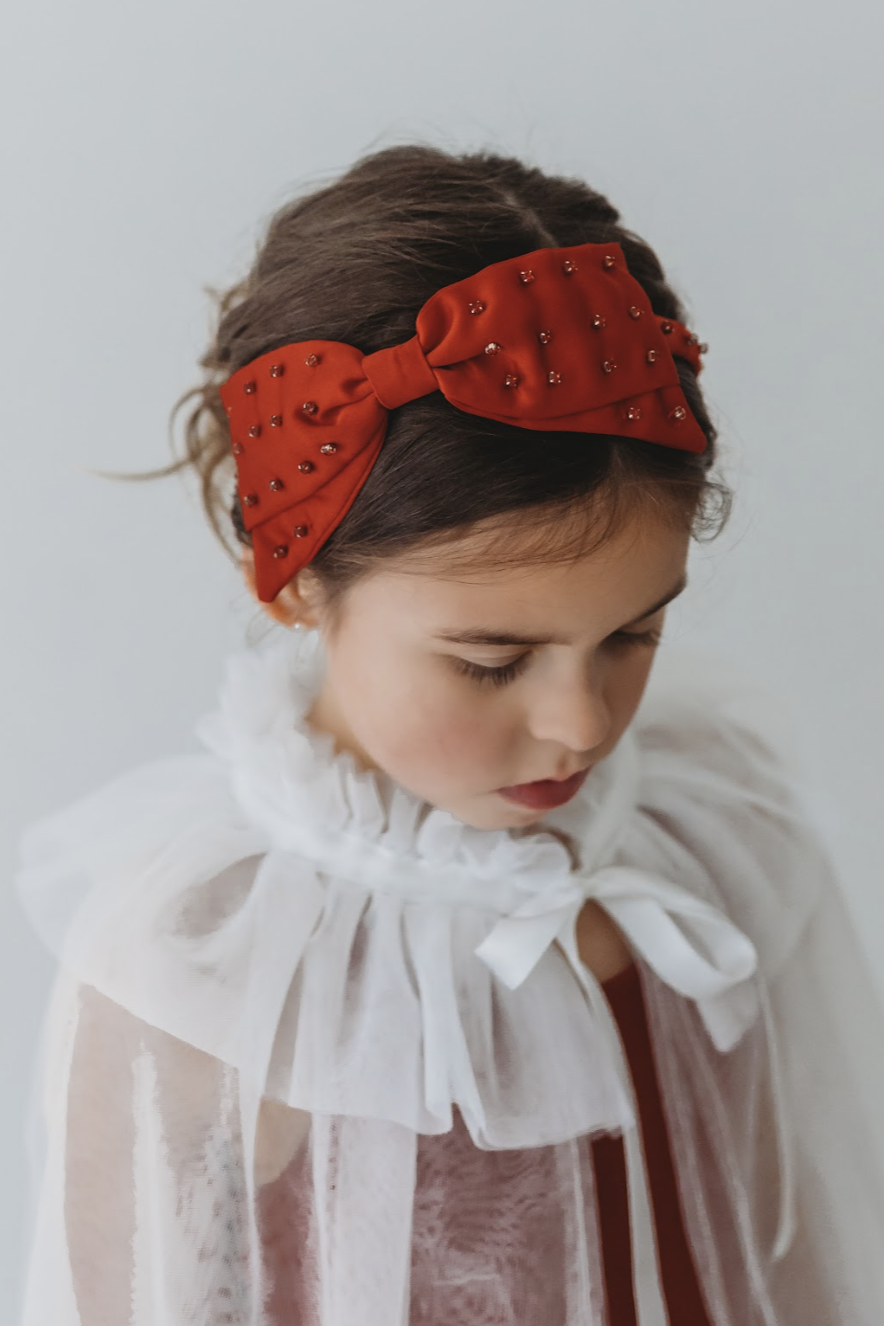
left=525, top=667, right=612, bottom=755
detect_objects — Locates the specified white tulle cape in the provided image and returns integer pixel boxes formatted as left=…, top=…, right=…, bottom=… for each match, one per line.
left=13, top=626, right=884, bottom=1325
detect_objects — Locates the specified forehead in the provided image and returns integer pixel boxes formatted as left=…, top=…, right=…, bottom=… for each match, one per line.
left=352, top=507, right=690, bottom=630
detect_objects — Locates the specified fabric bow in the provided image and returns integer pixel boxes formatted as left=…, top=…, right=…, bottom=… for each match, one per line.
left=220, top=241, right=708, bottom=602
left=474, top=862, right=760, bottom=1052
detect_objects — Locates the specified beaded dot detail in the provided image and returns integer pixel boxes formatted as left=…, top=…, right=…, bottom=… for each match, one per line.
left=469, top=300, right=486, bottom=314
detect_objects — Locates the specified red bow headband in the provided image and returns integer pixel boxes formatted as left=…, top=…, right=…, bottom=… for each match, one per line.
left=220, top=241, right=708, bottom=602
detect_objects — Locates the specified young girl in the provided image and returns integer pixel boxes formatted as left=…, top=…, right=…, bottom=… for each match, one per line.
left=14, top=143, right=884, bottom=1326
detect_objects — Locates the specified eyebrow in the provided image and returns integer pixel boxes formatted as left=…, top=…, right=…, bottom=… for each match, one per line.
left=432, top=573, right=688, bottom=647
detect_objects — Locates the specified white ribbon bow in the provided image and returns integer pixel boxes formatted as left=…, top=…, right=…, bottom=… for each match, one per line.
left=475, top=863, right=760, bottom=1051
left=474, top=862, right=795, bottom=1326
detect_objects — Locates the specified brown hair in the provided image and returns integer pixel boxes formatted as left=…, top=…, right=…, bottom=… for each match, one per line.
left=124, top=142, right=731, bottom=631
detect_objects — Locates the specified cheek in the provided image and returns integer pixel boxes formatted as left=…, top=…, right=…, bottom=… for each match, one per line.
left=607, top=651, right=657, bottom=735
left=370, top=674, right=508, bottom=778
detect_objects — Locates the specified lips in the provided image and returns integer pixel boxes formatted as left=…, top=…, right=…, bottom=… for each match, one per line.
left=497, top=765, right=593, bottom=811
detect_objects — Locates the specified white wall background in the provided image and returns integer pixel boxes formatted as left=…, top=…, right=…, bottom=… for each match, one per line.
left=2, top=0, right=882, bottom=1310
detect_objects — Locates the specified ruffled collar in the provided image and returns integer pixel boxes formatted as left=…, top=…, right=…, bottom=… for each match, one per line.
left=193, top=626, right=641, bottom=892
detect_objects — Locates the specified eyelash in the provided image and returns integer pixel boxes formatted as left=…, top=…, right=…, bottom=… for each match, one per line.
left=453, top=628, right=663, bottom=689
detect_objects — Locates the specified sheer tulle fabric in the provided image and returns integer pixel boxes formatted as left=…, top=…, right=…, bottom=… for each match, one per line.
left=14, top=628, right=884, bottom=1324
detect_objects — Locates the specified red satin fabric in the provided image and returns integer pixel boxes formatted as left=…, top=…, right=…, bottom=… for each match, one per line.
left=220, top=241, right=708, bottom=602
left=592, top=961, right=713, bottom=1325
left=258, top=959, right=711, bottom=1324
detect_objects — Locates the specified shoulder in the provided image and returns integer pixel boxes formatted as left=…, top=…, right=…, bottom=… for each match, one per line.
left=629, top=644, right=834, bottom=976
left=15, top=751, right=269, bottom=964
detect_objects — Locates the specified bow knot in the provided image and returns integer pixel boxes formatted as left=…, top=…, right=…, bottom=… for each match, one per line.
left=363, top=335, right=438, bottom=409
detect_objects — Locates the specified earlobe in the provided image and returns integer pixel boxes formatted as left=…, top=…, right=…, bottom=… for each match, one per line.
left=240, top=550, right=315, bottom=630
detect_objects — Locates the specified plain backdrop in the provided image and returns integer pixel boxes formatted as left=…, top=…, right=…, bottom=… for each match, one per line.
left=2, top=0, right=882, bottom=1310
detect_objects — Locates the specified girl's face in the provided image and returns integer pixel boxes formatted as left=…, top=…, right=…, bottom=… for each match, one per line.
left=249, top=507, right=691, bottom=831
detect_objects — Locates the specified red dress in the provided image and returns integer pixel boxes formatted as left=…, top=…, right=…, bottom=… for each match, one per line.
left=259, top=960, right=712, bottom=1324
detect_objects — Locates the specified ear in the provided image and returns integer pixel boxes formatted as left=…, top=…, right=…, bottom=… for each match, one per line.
left=239, top=547, right=321, bottom=630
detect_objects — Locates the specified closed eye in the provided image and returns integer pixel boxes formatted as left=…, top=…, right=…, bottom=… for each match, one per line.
left=452, top=627, right=663, bottom=688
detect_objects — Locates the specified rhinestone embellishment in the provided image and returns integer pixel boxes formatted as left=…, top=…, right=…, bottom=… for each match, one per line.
left=518, top=269, right=535, bottom=285
left=538, top=330, right=553, bottom=344
left=484, top=342, right=502, bottom=355
left=298, top=460, right=315, bottom=473
left=273, top=545, right=288, bottom=558
left=269, top=364, right=284, bottom=377
left=248, top=424, right=261, bottom=438
left=504, top=374, right=519, bottom=388
left=269, top=478, right=284, bottom=491
left=320, top=442, right=339, bottom=454
left=687, top=333, right=699, bottom=345
left=302, top=401, right=318, bottom=415
left=646, top=349, right=658, bottom=363
left=547, top=370, right=562, bottom=385
left=669, top=406, right=687, bottom=422
left=232, top=442, right=244, bottom=456
left=628, top=306, right=642, bottom=319
left=305, top=354, right=320, bottom=367
left=270, top=414, right=283, bottom=427
left=243, top=493, right=258, bottom=507
left=626, top=406, right=642, bottom=421
left=562, top=260, right=578, bottom=274
left=243, top=381, right=257, bottom=395
left=592, top=314, right=606, bottom=329
left=294, top=525, right=309, bottom=537
left=602, top=359, right=617, bottom=374
left=469, top=300, right=486, bottom=314
left=661, top=321, right=673, bottom=334
left=602, top=254, right=616, bottom=269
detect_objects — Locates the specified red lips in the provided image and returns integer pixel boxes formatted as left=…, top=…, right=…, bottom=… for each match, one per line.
left=497, top=765, right=593, bottom=811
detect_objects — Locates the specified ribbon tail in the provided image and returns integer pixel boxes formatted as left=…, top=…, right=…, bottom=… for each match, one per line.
left=758, top=979, right=796, bottom=1260
left=558, top=926, right=668, bottom=1326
